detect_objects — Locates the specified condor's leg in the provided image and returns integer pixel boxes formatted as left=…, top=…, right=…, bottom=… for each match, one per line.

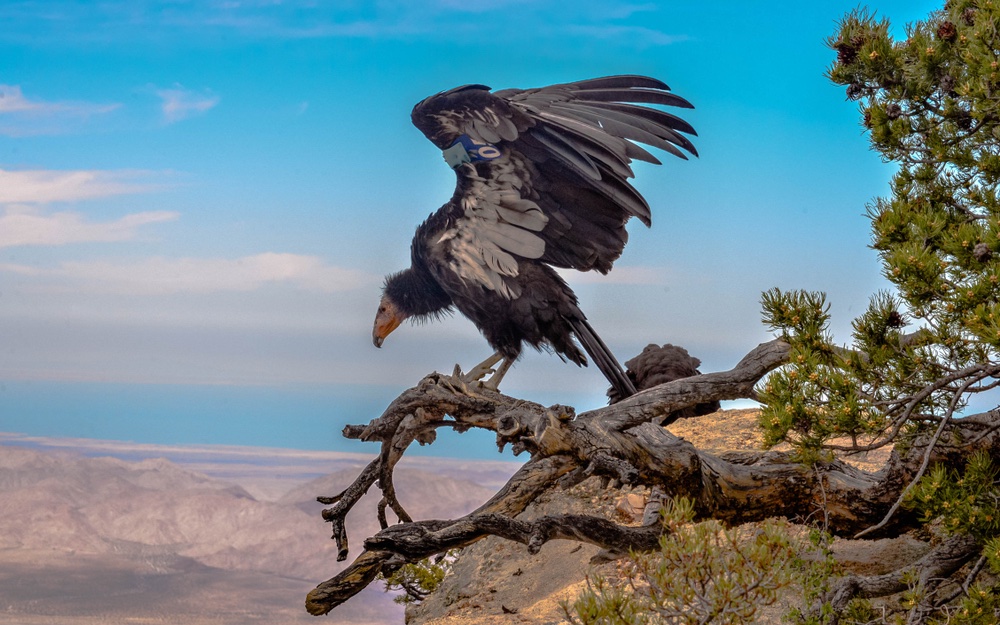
left=456, top=351, right=513, bottom=390
left=481, top=357, right=513, bottom=391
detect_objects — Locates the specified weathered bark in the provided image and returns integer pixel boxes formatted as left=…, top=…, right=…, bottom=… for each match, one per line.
left=307, top=454, right=576, bottom=615
left=305, top=339, right=1000, bottom=617
left=822, top=533, right=983, bottom=625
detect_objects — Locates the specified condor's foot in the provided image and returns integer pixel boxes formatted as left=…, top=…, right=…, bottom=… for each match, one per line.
left=453, top=352, right=513, bottom=392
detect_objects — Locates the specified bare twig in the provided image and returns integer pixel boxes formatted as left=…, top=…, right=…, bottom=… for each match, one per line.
left=305, top=339, right=1000, bottom=616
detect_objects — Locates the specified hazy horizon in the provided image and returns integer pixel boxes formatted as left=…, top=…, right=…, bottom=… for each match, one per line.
left=0, top=430, right=522, bottom=624
left=1, top=379, right=523, bottom=459
left=2, top=0, right=942, bottom=457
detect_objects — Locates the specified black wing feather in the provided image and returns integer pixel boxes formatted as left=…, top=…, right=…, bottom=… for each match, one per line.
left=410, top=74, right=696, bottom=276
left=567, top=87, right=695, bottom=109
left=555, top=75, right=671, bottom=91
left=560, top=102, right=697, bottom=154
left=584, top=102, right=699, bottom=150
left=532, top=126, right=604, bottom=181
left=552, top=103, right=689, bottom=161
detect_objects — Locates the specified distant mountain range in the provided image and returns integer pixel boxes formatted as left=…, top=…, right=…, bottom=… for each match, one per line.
left=0, top=437, right=521, bottom=625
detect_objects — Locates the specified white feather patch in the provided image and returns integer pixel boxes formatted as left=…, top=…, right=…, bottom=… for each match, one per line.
left=437, top=152, right=549, bottom=299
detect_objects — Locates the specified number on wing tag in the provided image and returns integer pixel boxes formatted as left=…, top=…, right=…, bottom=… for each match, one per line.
left=442, top=134, right=501, bottom=169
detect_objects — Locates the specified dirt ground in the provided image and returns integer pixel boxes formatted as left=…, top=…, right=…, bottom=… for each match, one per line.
left=405, top=408, right=920, bottom=625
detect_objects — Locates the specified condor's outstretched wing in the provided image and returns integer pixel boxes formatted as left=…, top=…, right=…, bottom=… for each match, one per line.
left=411, top=75, right=697, bottom=299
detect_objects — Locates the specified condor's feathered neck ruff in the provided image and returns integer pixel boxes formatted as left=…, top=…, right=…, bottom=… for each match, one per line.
left=382, top=266, right=452, bottom=321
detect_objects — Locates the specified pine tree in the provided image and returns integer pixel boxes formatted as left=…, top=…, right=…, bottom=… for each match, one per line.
left=307, top=4, right=1000, bottom=623
left=567, top=2, right=1000, bottom=623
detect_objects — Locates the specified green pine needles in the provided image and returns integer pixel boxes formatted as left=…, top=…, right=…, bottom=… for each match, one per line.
left=564, top=1, right=1000, bottom=623
left=379, top=550, right=458, bottom=604
left=564, top=499, right=811, bottom=625
left=906, top=452, right=1000, bottom=541
left=760, top=0, right=1000, bottom=462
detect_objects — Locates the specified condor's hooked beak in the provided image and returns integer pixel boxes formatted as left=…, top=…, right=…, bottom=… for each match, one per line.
left=372, top=297, right=403, bottom=348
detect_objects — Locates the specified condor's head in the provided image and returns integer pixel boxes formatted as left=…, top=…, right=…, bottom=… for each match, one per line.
left=372, top=295, right=405, bottom=348
left=372, top=268, right=453, bottom=348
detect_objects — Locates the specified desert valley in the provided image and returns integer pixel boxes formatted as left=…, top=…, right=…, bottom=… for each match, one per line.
left=0, top=433, right=522, bottom=624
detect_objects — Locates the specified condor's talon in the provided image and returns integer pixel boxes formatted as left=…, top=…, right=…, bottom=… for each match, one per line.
left=459, top=352, right=505, bottom=384
left=436, top=367, right=480, bottom=397
left=439, top=374, right=469, bottom=396
left=480, top=357, right=513, bottom=391
left=454, top=352, right=512, bottom=392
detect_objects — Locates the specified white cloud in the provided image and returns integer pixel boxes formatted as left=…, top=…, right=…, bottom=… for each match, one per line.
left=0, top=85, right=37, bottom=113
left=428, top=0, right=536, bottom=14
left=557, top=265, right=669, bottom=285
left=0, top=253, right=371, bottom=294
left=562, top=24, right=689, bottom=46
left=157, top=86, right=220, bottom=123
left=0, top=85, right=120, bottom=136
left=0, top=207, right=178, bottom=248
left=0, top=169, right=175, bottom=248
left=0, top=84, right=120, bottom=115
left=0, top=168, right=160, bottom=204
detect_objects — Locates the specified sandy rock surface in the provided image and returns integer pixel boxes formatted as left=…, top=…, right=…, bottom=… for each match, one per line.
left=407, top=408, right=910, bottom=625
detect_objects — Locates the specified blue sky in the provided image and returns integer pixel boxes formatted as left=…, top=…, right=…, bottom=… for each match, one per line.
left=0, top=0, right=942, bottom=456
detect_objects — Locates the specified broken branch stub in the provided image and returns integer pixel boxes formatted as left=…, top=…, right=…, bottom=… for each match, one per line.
left=305, top=339, right=1000, bottom=617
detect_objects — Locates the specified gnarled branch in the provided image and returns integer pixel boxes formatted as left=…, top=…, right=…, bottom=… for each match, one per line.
left=305, top=338, right=1000, bottom=616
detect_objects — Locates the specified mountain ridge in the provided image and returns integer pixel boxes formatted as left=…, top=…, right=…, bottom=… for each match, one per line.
left=0, top=439, right=518, bottom=624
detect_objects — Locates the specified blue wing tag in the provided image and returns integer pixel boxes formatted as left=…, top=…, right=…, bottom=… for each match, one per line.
left=442, top=134, right=502, bottom=169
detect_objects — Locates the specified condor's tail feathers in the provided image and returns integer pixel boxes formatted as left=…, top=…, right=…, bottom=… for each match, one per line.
left=568, top=317, right=637, bottom=401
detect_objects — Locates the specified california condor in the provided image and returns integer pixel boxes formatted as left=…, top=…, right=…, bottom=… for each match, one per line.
left=372, top=75, right=697, bottom=399
left=607, top=343, right=720, bottom=423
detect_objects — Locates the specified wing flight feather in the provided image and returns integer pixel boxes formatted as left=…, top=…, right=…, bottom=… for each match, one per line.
left=411, top=75, right=696, bottom=297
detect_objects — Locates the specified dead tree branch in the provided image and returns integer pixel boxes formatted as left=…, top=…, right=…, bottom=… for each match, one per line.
left=305, top=338, right=1000, bottom=617
left=822, top=533, right=982, bottom=625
